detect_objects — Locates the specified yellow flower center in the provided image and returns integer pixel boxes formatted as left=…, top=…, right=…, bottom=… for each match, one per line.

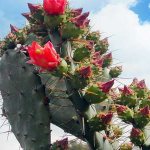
left=35, top=49, right=42, bottom=54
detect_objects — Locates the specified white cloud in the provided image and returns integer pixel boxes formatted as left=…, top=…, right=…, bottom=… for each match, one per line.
left=69, top=0, right=137, bottom=11
left=91, top=2, right=150, bottom=86
left=109, top=0, right=137, bottom=6
left=148, top=3, right=150, bottom=9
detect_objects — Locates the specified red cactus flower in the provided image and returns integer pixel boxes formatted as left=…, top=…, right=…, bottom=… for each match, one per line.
left=116, top=105, right=127, bottom=114
left=137, top=80, right=146, bottom=89
left=27, top=41, right=60, bottom=71
left=43, top=0, right=67, bottom=15
left=10, top=24, right=19, bottom=33
left=98, top=80, right=114, bottom=93
left=140, top=106, right=150, bottom=116
left=131, top=128, right=142, bottom=137
left=119, top=86, right=133, bottom=96
left=100, top=113, right=113, bottom=124
left=79, top=66, right=92, bottom=78
left=71, top=8, right=83, bottom=16
left=28, top=3, right=41, bottom=13
left=70, top=12, right=90, bottom=28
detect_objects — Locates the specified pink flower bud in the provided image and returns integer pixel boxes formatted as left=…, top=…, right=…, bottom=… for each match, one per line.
left=56, top=138, right=68, bottom=150
left=137, top=80, right=146, bottom=89
left=22, top=13, right=31, bottom=20
left=71, top=8, right=83, bottom=16
left=103, top=52, right=112, bottom=60
left=131, top=128, right=142, bottom=137
left=116, top=105, right=127, bottom=113
left=93, top=59, right=103, bottom=68
left=92, top=52, right=101, bottom=60
left=84, top=19, right=90, bottom=27
left=100, top=113, right=113, bottom=124
left=131, top=78, right=138, bottom=86
left=92, top=52, right=103, bottom=68
left=70, top=12, right=90, bottom=28
left=86, top=40, right=94, bottom=50
left=98, top=80, right=114, bottom=93
left=101, top=38, right=109, bottom=46
left=10, top=24, right=19, bottom=33
left=28, top=3, right=41, bottom=13
left=79, top=66, right=92, bottom=78
left=119, top=86, right=133, bottom=96
left=140, top=106, right=150, bottom=116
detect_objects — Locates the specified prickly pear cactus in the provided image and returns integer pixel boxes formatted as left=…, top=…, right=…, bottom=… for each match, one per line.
left=0, top=1, right=150, bottom=150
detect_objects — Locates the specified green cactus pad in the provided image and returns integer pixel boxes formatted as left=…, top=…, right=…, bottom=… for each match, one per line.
left=0, top=50, right=50, bottom=150
left=40, top=74, right=83, bottom=139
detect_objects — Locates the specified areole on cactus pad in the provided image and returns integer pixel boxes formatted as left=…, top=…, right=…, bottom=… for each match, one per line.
left=0, top=0, right=150, bottom=150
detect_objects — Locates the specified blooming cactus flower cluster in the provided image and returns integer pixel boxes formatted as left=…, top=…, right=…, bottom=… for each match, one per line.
left=1, top=0, right=150, bottom=150
left=112, top=78, right=150, bottom=148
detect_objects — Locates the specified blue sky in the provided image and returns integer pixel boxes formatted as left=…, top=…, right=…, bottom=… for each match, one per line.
left=1, top=0, right=150, bottom=149
left=131, top=0, right=150, bottom=22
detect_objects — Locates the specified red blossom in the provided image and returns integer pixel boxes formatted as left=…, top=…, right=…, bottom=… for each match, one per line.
left=27, top=41, right=60, bottom=71
left=79, top=66, right=92, bottom=78
left=43, top=0, right=67, bottom=15
left=140, top=106, right=150, bottom=116
left=131, top=128, right=142, bottom=137
left=98, top=80, right=114, bottom=93
left=70, top=12, right=90, bottom=28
